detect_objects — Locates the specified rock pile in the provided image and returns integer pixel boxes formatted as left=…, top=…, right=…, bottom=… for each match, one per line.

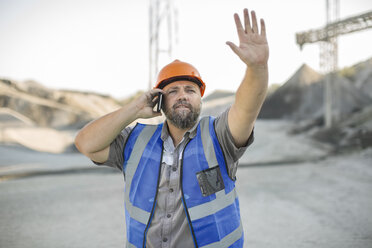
left=259, top=58, right=372, bottom=151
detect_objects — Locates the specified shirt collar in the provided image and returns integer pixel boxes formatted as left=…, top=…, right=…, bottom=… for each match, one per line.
left=161, top=118, right=200, bottom=141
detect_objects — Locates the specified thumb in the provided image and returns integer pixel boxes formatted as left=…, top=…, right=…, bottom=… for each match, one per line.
left=226, top=41, right=241, bottom=55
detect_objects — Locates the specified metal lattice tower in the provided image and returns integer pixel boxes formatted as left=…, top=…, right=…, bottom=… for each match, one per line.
left=148, top=0, right=178, bottom=90
left=296, top=1, right=372, bottom=128
left=321, top=0, right=339, bottom=128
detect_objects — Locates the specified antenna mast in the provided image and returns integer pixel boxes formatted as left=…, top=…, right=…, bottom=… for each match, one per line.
left=149, top=0, right=178, bottom=90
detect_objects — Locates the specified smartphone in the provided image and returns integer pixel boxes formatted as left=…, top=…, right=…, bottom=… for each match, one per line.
left=156, top=92, right=163, bottom=113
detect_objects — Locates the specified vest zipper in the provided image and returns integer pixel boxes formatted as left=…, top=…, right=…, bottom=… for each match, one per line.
left=142, top=144, right=164, bottom=248
left=180, top=139, right=199, bottom=248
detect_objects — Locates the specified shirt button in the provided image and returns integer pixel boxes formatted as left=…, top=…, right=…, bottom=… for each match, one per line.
left=163, top=238, right=168, bottom=242
left=172, top=166, right=177, bottom=171
left=169, top=188, right=173, bottom=193
left=167, top=214, right=171, bottom=218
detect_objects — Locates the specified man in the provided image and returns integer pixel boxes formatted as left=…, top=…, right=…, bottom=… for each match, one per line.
left=75, top=8, right=269, bottom=248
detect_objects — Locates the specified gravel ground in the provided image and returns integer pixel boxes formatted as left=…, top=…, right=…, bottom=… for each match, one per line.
left=1, top=150, right=371, bottom=248
left=1, top=120, right=371, bottom=248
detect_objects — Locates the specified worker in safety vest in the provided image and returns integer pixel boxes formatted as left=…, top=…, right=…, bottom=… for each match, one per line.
left=75, top=8, right=269, bottom=248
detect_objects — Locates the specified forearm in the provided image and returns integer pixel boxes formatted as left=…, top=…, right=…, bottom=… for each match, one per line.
left=75, top=100, right=139, bottom=156
left=228, top=64, right=268, bottom=147
left=235, top=64, right=268, bottom=120
left=75, top=89, right=162, bottom=162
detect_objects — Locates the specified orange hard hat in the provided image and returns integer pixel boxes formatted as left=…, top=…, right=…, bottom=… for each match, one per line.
left=154, top=59, right=206, bottom=97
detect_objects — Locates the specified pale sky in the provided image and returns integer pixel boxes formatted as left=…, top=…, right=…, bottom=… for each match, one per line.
left=0, top=0, right=371, bottom=98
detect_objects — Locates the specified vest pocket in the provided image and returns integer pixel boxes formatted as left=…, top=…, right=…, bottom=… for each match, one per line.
left=196, top=165, right=225, bottom=197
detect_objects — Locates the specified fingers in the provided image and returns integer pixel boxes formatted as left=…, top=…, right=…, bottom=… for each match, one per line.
left=149, top=88, right=164, bottom=96
left=251, top=11, right=258, bottom=34
left=234, top=13, right=245, bottom=37
left=243, top=8, right=251, bottom=34
left=149, top=88, right=164, bottom=99
left=136, top=89, right=165, bottom=119
left=144, top=88, right=163, bottom=106
left=260, top=18, right=266, bottom=37
left=234, top=9, right=263, bottom=35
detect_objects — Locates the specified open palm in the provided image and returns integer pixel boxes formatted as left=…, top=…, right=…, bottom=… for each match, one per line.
left=226, top=9, right=269, bottom=67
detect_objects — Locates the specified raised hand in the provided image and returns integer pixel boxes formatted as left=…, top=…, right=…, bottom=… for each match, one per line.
left=226, top=9, right=269, bottom=68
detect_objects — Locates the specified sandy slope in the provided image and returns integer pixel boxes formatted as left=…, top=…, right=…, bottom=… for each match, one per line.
left=0, top=127, right=75, bottom=154
left=240, top=120, right=331, bottom=165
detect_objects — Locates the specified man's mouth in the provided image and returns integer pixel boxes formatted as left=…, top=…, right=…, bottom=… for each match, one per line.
left=176, top=105, right=188, bottom=109
left=174, top=103, right=191, bottom=110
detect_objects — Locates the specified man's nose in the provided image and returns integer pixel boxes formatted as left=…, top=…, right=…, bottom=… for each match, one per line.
left=176, top=89, right=188, bottom=100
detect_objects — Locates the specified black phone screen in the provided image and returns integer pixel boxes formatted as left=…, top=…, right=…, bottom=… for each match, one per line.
left=156, top=92, right=163, bottom=113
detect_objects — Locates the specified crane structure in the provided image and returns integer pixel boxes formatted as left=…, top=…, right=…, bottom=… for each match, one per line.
left=296, top=0, right=372, bottom=128
left=148, top=0, right=178, bottom=90
left=296, top=10, right=372, bottom=49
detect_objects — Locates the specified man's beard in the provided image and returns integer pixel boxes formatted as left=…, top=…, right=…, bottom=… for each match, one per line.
left=164, top=100, right=201, bottom=129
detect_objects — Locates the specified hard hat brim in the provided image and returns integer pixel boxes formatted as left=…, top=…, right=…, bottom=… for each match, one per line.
left=157, top=75, right=204, bottom=91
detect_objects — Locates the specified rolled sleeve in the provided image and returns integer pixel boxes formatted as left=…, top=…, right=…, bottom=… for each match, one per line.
left=92, top=127, right=133, bottom=172
left=214, top=108, right=254, bottom=179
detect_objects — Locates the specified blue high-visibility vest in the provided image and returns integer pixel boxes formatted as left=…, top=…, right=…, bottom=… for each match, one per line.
left=123, top=116, right=243, bottom=248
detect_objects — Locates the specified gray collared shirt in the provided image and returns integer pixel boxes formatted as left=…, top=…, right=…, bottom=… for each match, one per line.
left=95, top=108, right=254, bottom=247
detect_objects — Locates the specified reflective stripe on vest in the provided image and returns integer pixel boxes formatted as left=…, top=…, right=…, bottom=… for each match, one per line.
left=123, top=123, right=163, bottom=248
left=123, top=117, right=243, bottom=248
left=181, top=117, right=243, bottom=248
left=187, top=116, right=239, bottom=221
left=124, top=124, right=159, bottom=224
